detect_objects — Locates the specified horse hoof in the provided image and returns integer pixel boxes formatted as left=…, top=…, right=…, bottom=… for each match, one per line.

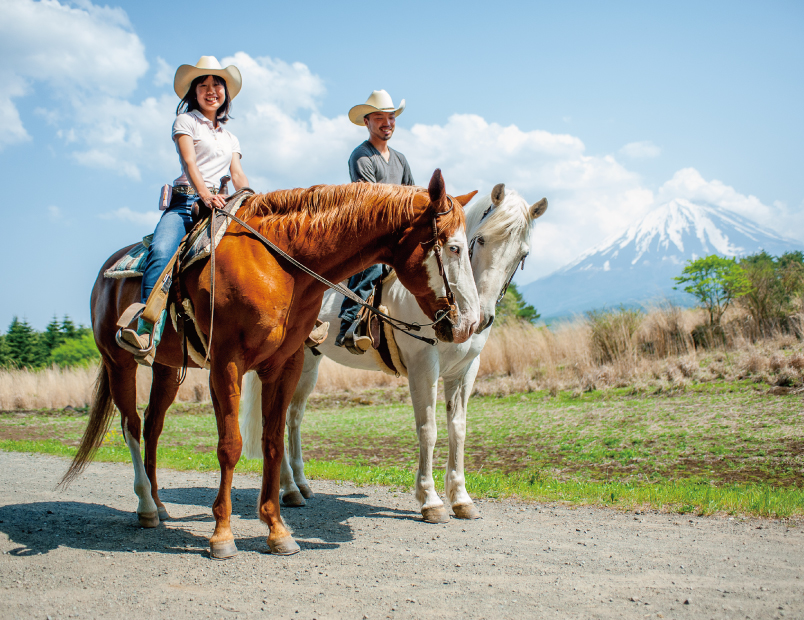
left=298, top=485, right=314, bottom=499
left=281, top=490, right=307, bottom=507
left=421, top=505, right=449, bottom=523
left=209, top=539, right=238, bottom=559
left=269, top=536, right=300, bottom=556
left=157, top=507, right=170, bottom=521
left=452, top=503, right=481, bottom=520
left=138, top=511, right=159, bottom=528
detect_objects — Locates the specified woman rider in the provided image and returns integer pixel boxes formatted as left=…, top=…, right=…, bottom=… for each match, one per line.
left=118, top=56, right=248, bottom=361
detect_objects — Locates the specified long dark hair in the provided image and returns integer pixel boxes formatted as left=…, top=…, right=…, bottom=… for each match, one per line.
left=176, top=74, right=232, bottom=124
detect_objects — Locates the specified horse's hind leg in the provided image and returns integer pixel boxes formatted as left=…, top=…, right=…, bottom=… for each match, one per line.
left=107, top=359, right=161, bottom=528
left=443, top=359, right=481, bottom=520
left=281, top=348, right=322, bottom=506
left=142, top=362, right=181, bottom=521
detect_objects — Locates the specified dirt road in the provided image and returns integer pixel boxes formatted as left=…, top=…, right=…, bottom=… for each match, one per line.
left=0, top=451, right=801, bottom=619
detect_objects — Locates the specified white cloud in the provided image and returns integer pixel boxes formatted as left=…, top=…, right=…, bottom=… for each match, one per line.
left=0, top=77, right=31, bottom=148
left=619, top=140, right=661, bottom=159
left=656, top=167, right=804, bottom=242
left=100, top=207, right=160, bottom=227
left=0, top=0, right=148, bottom=149
left=47, top=205, right=62, bottom=221
left=153, top=57, right=172, bottom=87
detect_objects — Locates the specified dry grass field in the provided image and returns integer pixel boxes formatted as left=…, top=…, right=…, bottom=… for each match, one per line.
left=1, top=305, right=803, bottom=410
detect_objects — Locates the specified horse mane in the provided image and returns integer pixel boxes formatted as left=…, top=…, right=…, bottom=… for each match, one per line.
left=465, top=188, right=532, bottom=243
left=240, top=183, right=465, bottom=240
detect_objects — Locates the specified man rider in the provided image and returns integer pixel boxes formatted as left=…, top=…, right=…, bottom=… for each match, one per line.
left=335, top=90, right=414, bottom=350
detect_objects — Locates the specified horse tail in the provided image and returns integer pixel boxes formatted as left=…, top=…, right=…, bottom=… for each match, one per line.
left=58, top=363, right=116, bottom=489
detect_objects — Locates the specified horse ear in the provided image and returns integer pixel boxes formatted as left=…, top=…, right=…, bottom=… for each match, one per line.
left=428, top=169, right=446, bottom=205
left=491, top=183, right=506, bottom=206
left=530, top=198, right=548, bottom=220
left=453, top=190, right=478, bottom=207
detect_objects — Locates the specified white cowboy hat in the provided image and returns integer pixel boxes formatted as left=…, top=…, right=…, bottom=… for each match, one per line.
left=173, top=56, right=242, bottom=100
left=348, top=90, right=405, bottom=126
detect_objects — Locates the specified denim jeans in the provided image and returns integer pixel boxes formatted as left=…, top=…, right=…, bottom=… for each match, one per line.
left=337, top=264, right=386, bottom=331
left=141, top=193, right=198, bottom=303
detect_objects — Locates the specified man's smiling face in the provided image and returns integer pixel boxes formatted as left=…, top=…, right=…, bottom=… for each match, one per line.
left=364, top=111, right=396, bottom=142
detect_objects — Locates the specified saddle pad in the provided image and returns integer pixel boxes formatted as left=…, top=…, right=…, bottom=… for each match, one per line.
left=104, top=241, right=148, bottom=279
left=102, top=189, right=254, bottom=280
left=181, top=189, right=254, bottom=271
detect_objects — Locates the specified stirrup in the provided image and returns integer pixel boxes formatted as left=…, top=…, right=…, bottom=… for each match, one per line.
left=116, top=327, right=154, bottom=354
left=343, top=318, right=371, bottom=355
left=305, top=320, right=329, bottom=348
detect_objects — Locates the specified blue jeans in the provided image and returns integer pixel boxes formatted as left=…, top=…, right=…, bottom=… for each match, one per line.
left=141, top=193, right=198, bottom=303
left=337, top=264, right=385, bottom=332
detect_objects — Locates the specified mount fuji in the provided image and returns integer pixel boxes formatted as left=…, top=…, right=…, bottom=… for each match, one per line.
left=521, top=198, right=804, bottom=320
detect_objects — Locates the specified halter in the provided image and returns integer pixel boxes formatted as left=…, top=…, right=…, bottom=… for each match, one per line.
left=428, top=195, right=458, bottom=325
left=467, top=200, right=528, bottom=306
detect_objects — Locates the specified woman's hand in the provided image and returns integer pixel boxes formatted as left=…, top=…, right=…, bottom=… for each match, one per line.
left=200, top=190, right=227, bottom=209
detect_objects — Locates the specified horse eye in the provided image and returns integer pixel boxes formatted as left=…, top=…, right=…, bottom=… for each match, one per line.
left=449, top=245, right=460, bottom=255
left=477, top=236, right=485, bottom=246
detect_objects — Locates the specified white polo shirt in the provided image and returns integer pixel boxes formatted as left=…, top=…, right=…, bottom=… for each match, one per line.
left=172, top=110, right=242, bottom=190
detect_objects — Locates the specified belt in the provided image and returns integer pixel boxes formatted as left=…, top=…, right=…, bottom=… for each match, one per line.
left=172, top=185, right=219, bottom=197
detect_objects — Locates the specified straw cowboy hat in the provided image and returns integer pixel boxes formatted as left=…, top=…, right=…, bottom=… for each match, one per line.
left=348, top=90, right=405, bottom=126
left=174, top=56, right=242, bottom=100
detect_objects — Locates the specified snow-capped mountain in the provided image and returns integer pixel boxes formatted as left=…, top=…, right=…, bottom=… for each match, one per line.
left=521, top=198, right=804, bottom=319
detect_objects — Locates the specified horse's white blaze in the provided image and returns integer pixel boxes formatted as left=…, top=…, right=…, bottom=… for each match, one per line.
left=124, top=425, right=158, bottom=517
left=237, top=186, right=547, bottom=520
left=424, top=228, right=479, bottom=343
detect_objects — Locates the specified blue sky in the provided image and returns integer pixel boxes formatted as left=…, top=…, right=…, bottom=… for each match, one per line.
left=1, top=0, right=802, bottom=329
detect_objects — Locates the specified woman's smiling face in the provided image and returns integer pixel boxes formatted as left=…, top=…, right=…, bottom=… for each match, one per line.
left=195, top=75, right=226, bottom=118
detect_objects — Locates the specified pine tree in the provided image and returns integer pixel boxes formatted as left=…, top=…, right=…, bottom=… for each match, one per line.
left=5, top=317, right=47, bottom=369
left=43, top=316, right=65, bottom=354
left=60, top=316, right=78, bottom=339
left=496, top=282, right=540, bottom=325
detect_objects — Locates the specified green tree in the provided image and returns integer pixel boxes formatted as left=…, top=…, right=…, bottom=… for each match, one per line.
left=674, top=255, right=751, bottom=326
left=738, top=251, right=804, bottom=324
left=60, top=316, right=78, bottom=339
left=5, top=317, right=48, bottom=369
left=42, top=315, right=65, bottom=354
left=496, top=282, right=540, bottom=325
left=50, top=332, right=100, bottom=368
left=0, top=334, right=10, bottom=367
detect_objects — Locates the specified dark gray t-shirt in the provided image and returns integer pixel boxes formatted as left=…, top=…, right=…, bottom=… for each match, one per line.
left=348, top=141, right=414, bottom=185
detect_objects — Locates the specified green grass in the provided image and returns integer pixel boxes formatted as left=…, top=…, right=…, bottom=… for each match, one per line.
left=1, top=380, right=803, bottom=518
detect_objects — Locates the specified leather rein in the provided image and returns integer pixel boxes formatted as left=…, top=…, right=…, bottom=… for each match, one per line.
left=203, top=195, right=460, bottom=352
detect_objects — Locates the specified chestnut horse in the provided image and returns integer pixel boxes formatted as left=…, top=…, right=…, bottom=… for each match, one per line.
left=61, top=170, right=480, bottom=558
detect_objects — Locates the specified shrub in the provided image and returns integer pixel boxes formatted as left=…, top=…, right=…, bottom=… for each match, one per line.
left=586, top=306, right=643, bottom=364
left=50, top=332, right=100, bottom=368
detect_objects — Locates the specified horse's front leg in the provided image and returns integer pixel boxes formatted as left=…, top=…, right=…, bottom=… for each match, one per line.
left=208, top=358, right=245, bottom=559
left=281, top=348, right=323, bottom=506
left=258, top=347, right=304, bottom=555
left=408, top=354, right=448, bottom=523
left=443, top=358, right=481, bottom=519
left=142, top=362, right=181, bottom=522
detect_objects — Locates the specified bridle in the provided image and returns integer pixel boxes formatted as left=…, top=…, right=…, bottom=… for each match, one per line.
left=204, top=192, right=460, bottom=349
left=467, top=201, right=528, bottom=306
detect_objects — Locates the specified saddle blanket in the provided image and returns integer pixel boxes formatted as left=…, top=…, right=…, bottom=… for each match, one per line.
left=103, top=189, right=254, bottom=280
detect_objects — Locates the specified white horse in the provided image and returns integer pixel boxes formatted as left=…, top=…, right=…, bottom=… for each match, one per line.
left=240, top=184, right=547, bottom=522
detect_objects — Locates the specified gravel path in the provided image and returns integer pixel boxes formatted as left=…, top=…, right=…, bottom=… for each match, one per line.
left=0, top=450, right=802, bottom=619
